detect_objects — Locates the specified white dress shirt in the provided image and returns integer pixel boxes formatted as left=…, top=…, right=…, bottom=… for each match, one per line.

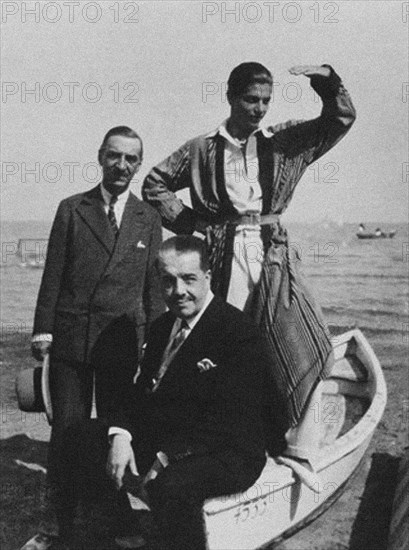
left=100, top=183, right=130, bottom=227
left=217, top=121, right=273, bottom=215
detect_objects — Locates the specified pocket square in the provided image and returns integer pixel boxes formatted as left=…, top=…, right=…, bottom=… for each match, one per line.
left=137, top=241, right=146, bottom=249
left=197, top=358, right=217, bottom=372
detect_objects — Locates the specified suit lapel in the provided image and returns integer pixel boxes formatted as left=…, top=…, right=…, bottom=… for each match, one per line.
left=147, top=300, right=221, bottom=388
left=102, top=193, right=147, bottom=278
left=143, top=313, right=176, bottom=382
left=75, top=186, right=116, bottom=254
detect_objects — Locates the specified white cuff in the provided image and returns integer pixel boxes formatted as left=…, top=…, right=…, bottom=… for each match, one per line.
left=32, top=333, right=53, bottom=343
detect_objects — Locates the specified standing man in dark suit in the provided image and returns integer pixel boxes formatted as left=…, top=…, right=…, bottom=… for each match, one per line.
left=104, top=235, right=270, bottom=550
left=25, top=126, right=164, bottom=548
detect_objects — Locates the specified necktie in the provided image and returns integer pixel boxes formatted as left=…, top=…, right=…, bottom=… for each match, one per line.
left=168, top=320, right=189, bottom=353
left=108, top=195, right=119, bottom=237
left=152, top=320, right=189, bottom=392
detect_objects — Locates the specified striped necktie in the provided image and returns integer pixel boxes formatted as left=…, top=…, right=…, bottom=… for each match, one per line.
left=168, top=319, right=189, bottom=353
left=108, top=195, right=119, bottom=237
left=152, top=320, right=189, bottom=392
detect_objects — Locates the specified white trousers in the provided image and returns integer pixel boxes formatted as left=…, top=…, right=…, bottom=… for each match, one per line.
left=226, top=226, right=264, bottom=313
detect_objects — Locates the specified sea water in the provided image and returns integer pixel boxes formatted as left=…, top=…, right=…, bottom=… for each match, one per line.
left=1, top=220, right=408, bottom=365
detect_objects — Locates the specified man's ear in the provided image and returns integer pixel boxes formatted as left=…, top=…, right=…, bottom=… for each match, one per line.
left=97, top=148, right=104, bottom=166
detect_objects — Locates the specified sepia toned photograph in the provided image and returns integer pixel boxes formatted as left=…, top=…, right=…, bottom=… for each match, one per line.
left=1, top=1, right=408, bottom=549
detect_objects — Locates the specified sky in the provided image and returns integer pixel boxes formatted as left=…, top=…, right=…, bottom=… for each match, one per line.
left=1, top=0, right=408, bottom=224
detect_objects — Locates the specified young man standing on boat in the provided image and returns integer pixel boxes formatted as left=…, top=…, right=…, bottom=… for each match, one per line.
left=142, top=62, right=356, bottom=459
left=22, top=126, right=164, bottom=550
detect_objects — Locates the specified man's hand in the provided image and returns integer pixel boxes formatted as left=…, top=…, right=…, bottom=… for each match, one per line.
left=289, top=65, right=331, bottom=78
left=31, top=340, right=51, bottom=361
left=106, top=434, right=138, bottom=489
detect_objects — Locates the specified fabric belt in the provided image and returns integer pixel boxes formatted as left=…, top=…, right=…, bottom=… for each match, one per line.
left=231, top=212, right=280, bottom=226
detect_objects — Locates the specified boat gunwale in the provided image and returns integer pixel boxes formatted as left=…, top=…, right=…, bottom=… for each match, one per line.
left=319, top=329, right=387, bottom=468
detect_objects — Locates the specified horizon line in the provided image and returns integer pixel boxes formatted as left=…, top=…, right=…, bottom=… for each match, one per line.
left=1, top=218, right=407, bottom=226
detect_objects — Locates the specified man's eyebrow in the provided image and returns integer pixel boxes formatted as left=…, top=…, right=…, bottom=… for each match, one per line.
left=106, top=150, right=139, bottom=160
left=244, top=92, right=271, bottom=98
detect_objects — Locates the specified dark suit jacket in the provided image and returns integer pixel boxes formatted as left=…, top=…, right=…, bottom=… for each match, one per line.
left=33, top=185, right=164, bottom=364
left=110, top=297, right=270, bottom=480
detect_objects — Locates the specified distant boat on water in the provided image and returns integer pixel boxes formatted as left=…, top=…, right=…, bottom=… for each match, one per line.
left=17, top=238, right=48, bottom=268
left=356, top=224, right=396, bottom=240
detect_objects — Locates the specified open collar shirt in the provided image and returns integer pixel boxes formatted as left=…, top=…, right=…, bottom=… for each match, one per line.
left=212, top=121, right=273, bottom=215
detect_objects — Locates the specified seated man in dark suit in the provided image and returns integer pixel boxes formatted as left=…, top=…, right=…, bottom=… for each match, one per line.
left=104, top=235, right=272, bottom=549
left=40, top=235, right=278, bottom=549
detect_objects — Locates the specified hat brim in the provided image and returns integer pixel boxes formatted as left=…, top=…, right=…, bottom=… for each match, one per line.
left=15, top=355, right=53, bottom=425
left=41, top=354, right=53, bottom=424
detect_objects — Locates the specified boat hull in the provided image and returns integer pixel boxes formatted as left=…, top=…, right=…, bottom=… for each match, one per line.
left=356, top=232, right=396, bottom=239
left=203, top=329, right=387, bottom=550
left=205, top=440, right=371, bottom=550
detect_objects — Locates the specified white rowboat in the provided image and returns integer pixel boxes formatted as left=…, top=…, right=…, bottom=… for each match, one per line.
left=202, top=329, right=387, bottom=549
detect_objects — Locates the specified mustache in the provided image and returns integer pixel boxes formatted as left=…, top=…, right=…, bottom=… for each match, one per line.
left=109, top=169, right=130, bottom=179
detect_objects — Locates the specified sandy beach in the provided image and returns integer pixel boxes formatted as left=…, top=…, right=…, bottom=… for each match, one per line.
left=1, top=328, right=407, bottom=550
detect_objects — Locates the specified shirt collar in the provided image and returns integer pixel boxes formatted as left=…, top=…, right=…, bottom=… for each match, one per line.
left=175, top=290, right=214, bottom=332
left=206, top=119, right=273, bottom=142
left=100, top=183, right=130, bottom=206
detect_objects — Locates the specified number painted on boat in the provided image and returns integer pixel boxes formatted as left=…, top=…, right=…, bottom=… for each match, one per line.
left=233, top=497, right=268, bottom=523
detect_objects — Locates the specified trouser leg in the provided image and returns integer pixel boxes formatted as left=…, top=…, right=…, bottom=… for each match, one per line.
left=93, top=327, right=139, bottom=419
left=285, top=351, right=335, bottom=465
left=46, top=358, right=93, bottom=535
left=285, top=383, right=322, bottom=459
left=147, top=456, right=249, bottom=550
left=78, top=419, right=146, bottom=536
left=227, top=227, right=264, bottom=313
left=94, top=356, right=136, bottom=419
left=76, top=418, right=111, bottom=500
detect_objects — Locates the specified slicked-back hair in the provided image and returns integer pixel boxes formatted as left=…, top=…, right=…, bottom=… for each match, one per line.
left=227, top=62, right=273, bottom=101
left=99, top=125, right=143, bottom=160
left=158, top=235, right=210, bottom=272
